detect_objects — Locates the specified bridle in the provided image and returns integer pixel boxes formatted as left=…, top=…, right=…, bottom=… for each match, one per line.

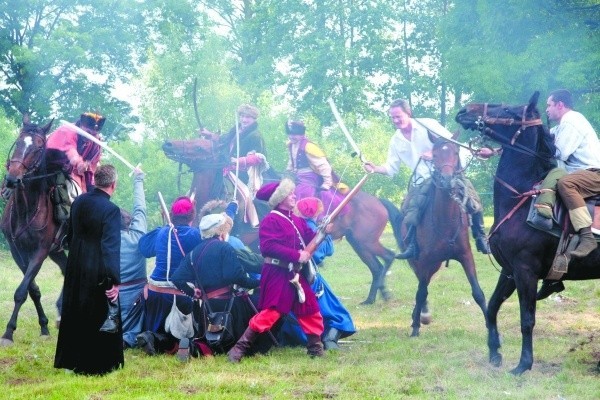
left=5, top=130, right=47, bottom=184
left=472, top=103, right=549, bottom=161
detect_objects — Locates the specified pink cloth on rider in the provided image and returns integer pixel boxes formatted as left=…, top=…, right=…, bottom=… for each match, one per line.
left=295, top=170, right=347, bottom=218
left=47, top=125, right=100, bottom=192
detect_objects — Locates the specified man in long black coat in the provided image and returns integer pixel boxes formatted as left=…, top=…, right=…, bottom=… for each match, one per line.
left=54, top=164, right=123, bottom=375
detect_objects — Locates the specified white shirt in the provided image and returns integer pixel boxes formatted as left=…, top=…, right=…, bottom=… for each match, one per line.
left=383, top=118, right=470, bottom=180
left=552, top=110, right=600, bottom=172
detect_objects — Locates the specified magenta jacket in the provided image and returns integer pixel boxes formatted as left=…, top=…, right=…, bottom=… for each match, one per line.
left=258, top=207, right=319, bottom=316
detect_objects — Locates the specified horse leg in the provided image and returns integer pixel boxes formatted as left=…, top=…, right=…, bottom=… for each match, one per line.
left=27, top=278, right=50, bottom=337
left=510, top=268, right=539, bottom=375
left=346, top=235, right=390, bottom=304
left=49, top=251, right=68, bottom=327
left=410, top=276, right=431, bottom=337
left=1, top=248, right=47, bottom=345
left=486, top=272, right=516, bottom=368
left=458, top=255, right=488, bottom=322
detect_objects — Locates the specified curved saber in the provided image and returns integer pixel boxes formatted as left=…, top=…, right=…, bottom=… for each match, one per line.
left=192, top=77, right=204, bottom=130
left=59, top=120, right=139, bottom=173
left=327, top=97, right=367, bottom=164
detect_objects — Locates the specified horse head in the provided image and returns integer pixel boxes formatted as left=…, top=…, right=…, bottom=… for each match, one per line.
left=4, top=115, right=53, bottom=189
left=162, top=138, right=221, bottom=167
left=455, top=91, right=556, bottom=181
left=431, top=138, right=461, bottom=190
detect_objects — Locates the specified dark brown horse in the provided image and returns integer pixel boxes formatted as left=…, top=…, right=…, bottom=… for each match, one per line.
left=1, top=115, right=67, bottom=345
left=456, top=91, right=600, bottom=374
left=162, top=137, right=396, bottom=304
left=382, top=137, right=487, bottom=336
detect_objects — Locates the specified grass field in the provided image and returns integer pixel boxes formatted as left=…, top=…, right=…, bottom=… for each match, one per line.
left=0, top=231, right=599, bottom=399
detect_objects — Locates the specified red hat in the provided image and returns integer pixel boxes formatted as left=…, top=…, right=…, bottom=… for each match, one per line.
left=171, top=196, right=194, bottom=216
left=256, top=178, right=295, bottom=208
left=285, top=120, right=305, bottom=135
left=295, top=197, right=323, bottom=219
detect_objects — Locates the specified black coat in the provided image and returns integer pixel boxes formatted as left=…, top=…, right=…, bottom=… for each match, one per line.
left=54, top=188, right=123, bottom=375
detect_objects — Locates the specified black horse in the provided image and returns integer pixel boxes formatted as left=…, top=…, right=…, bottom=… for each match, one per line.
left=455, top=91, right=600, bottom=374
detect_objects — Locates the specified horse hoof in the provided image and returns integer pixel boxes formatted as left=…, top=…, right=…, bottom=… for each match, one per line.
left=410, top=330, right=420, bottom=337
left=510, top=365, right=530, bottom=376
left=420, top=312, right=432, bottom=325
left=0, top=338, right=14, bottom=347
left=360, top=299, right=375, bottom=305
left=489, top=353, right=502, bottom=367
left=381, top=291, right=392, bottom=302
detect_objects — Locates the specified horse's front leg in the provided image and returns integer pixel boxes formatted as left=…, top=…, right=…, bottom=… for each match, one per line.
left=459, top=255, right=488, bottom=321
left=511, top=268, right=538, bottom=375
left=486, top=272, right=516, bottom=368
left=410, top=278, right=430, bottom=337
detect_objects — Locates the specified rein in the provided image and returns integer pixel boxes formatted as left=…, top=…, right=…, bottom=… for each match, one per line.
left=475, top=104, right=549, bottom=161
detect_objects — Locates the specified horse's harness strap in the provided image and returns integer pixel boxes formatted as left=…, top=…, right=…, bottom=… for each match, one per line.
left=489, top=175, right=535, bottom=236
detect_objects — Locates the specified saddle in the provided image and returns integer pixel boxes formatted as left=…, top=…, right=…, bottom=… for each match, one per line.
left=526, top=194, right=600, bottom=238
left=526, top=192, right=600, bottom=279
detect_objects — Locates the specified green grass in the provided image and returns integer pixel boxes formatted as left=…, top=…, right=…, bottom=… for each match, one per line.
left=1, top=231, right=599, bottom=399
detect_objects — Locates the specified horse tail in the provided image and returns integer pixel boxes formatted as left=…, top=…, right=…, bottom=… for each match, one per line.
left=379, top=198, right=403, bottom=249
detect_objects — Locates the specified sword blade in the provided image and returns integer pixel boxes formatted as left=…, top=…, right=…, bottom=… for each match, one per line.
left=327, top=97, right=366, bottom=164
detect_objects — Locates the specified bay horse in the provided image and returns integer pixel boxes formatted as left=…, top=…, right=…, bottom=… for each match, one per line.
left=455, top=91, right=600, bottom=374
left=382, top=137, right=487, bottom=336
left=162, top=137, right=396, bottom=304
left=1, top=115, right=67, bottom=345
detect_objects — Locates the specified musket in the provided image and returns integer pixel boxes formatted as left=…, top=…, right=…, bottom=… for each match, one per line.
left=59, top=120, right=139, bottom=173
left=327, top=97, right=367, bottom=164
left=304, top=173, right=370, bottom=255
left=192, top=78, right=204, bottom=130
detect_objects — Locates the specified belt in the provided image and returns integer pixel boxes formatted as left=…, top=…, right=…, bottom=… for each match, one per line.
left=145, top=283, right=184, bottom=297
left=119, top=277, right=147, bottom=287
left=264, top=257, right=300, bottom=270
left=205, top=286, right=233, bottom=300
left=264, top=256, right=284, bottom=266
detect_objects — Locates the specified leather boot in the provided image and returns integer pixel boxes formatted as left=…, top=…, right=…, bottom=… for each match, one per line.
left=395, top=225, right=418, bottom=259
left=471, top=211, right=491, bottom=254
left=136, top=331, right=157, bottom=356
left=322, top=327, right=342, bottom=351
left=306, top=334, right=325, bottom=357
left=571, top=226, right=597, bottom=258
left=536, top=280, right=565, bottom=301
left=227, top=327, right=259, bottom=363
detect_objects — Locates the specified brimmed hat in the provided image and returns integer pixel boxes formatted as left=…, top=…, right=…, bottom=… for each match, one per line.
left=256, top=178, right=295, bottom=208
left=237, top=104, right=259, bottom=119
left=295, top=197, right=323, bottom=219
left=171, top=196, right=194, bottom=216
left=79, top=112, right=106, bottom=131
left=285, top=120, right=305, bottom=135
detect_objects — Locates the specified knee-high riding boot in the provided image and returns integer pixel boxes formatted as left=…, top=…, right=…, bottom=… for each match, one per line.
left=306, top=334, right=325, bottom=357
left=395, top=225, right=418, bottom=259
left=470, top=211, right=491, bottom=254
left=227, top=327, right=259, bottom=363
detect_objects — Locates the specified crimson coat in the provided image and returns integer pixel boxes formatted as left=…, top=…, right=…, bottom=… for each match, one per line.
left=258, top=207, right=318, bottom=316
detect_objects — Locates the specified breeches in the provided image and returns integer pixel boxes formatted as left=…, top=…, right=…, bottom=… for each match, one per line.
left=402, top=176, right=482, bottom=226
left=557, top=169, right=600, bottom=210
left=249, top=308, right=324, bottom=336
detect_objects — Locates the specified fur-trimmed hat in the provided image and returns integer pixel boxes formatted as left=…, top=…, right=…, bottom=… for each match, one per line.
left=78, top=112, right=106, bottom=131
left=171, top=196, right=194, bottom=216
left=295, top=197, right=323, bottom=219
left=237, top=104, right=259, bottom=119
left=285, top=120, right=305, bottom=135
left=256, top=178, right=295, bottom=208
